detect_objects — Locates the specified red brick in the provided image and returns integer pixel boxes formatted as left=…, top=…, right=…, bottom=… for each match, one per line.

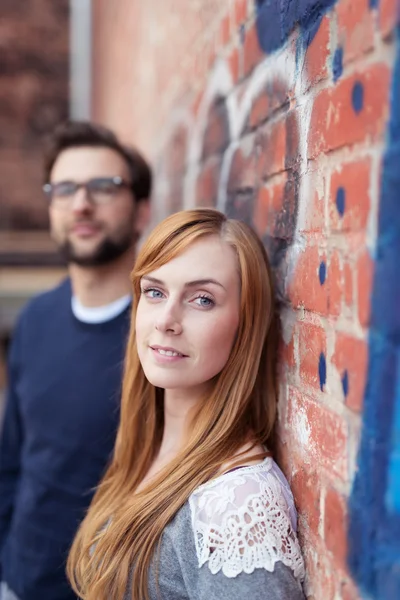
left=253, top=177, right=287, bottom=237
left=193, top=51, right=206, bottom=85
left=357, top=249, right=374, bottom=327
left=324, top=487, right=348, bottom=569
left=330, top=157, right=371, bottom=232
left=333, top=333, right=367, bottom=412
left=328, top=250, right=343, bottom=317
left=233, top=0, right=248, bottom=28
left=256, top=119, right=286, bottom=180
left=206, top=45, right=217, bottom=72
left=0, top=154, right=50, bottom=229
left=336, top=0, right=374, bottom=63
left=300, top=183, right=326, bottom=234
left=278, top=331, right=296, bottom=370
left=304, top=14, right=330, bottom=87
left=219, top=14, right=231, bottom=48
left=308, top=64, right=391, bottom=157
left=192, top=90, right=204, bottom=118
left=202, top=99, right=230, bottom=159
left=0, top=1, right=69, bottom=231
left=341, top=578, right=363, bottom=600
left=166, top=126, right=188, bottom=177
left=380, top=0, right=399, bottom=38
left=288, top=388, right=349, bottom=480
left=195, top=157, right=222, bottom=207
left=288, top=244, right=329, bottom=315
left=298, top=322, right=327, bottom=390
left=227, top=141, right=257, bottom=192
left=302, top=542, right=336, bottom=600
left=243, top=22, right=264, bottom=77
left=344, top=231, right=368, bottom=257
left=228, top=46, right=240, bottom=83
left=248, top=79, right=289, bottom=129
left=291, top=468, right=321, bottom=538
left=282, top=109, right=300, bottom=170
left=248, top=94, right=269, bottom=130
left=343, top=260, right=354, bottom=308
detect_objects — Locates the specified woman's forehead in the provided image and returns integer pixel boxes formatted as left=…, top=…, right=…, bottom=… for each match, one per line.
left=144, top=237, right=239, bottom=287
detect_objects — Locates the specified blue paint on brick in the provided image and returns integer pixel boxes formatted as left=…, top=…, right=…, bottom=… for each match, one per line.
left=319, top=261, right=327, bottom=285
left=352, top=81, right=365, bottom=113
left=386, top=351, right=400, bottom=513
left=255, top=0, right=338, bottom=54
left=348, top=26, right=400, bottom=598
left=319, top=352, right=327, bottom=391
left=370, top=0, right=379, bottom=9
left=336, top=186, right=346, bottom=217
left=333, top=46, right=343, bottom=81
left=342, top=370, right=349, bottom=397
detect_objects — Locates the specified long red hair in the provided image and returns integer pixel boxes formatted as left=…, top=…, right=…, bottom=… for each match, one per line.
left=67, top=208, right=278, bottom=600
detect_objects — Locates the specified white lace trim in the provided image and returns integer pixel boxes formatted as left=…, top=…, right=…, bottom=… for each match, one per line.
left=189, top=457, right=305, bottom=581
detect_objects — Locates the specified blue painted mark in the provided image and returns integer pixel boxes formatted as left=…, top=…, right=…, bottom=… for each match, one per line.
left=336, top=186, right=346, bottom=217
left=239, top=23, right=246, bottom=45
left=255, top=0, right=338, bottom=54
left=319, top=352, right=327, bottom=391
left=370, top=0, right=379, bottom=9
left=348, top=25, right=400, bottom=598
left=342, top=370, right=349, bottom=397
left=319, top=261, right=327, bottom=285
left=333, top=46, right=343, bottom=82
left=386, top=350, right=400, bottom=513
left=352, top=81, right=365, bottom=114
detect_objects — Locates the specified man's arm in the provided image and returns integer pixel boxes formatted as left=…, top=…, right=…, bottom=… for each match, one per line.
left=0, top=323, right=24, bottom=576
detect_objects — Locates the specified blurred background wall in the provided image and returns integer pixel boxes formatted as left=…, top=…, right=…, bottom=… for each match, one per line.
left=1, top=1, right=399, bottom=598
left=0, top=0, right=70, bottom=395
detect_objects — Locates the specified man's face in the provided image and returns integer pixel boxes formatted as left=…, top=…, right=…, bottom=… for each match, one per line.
left=48, top=146, right=142, bottom=267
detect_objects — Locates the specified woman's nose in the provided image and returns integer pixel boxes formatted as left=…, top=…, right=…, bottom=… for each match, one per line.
left=155, top=303, right=182, bottom=335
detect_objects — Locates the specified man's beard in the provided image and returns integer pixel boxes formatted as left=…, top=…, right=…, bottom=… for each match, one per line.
left=58, top=232, right=136, bottom=267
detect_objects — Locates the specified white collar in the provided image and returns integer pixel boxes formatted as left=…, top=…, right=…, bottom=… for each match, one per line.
left=71, top=294, right=131, bottom=324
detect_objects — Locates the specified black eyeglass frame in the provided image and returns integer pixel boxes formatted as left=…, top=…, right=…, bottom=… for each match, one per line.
left=43, top=176, right=131, bottom=203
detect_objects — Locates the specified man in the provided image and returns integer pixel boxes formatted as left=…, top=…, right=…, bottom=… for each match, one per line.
left=0, top=121, right=152, bottom=600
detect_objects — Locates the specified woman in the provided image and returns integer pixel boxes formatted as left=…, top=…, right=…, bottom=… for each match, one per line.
left=67, top=208, right=305, bottom=600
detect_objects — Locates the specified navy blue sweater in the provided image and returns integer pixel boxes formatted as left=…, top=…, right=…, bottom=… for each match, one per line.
left=0, top=279, right=130, bottom=599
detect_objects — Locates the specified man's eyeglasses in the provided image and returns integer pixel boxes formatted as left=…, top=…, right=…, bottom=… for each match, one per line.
left=43, top=176, right=131, bottom=205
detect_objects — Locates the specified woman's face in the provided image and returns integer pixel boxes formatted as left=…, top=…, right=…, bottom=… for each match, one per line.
left=136, top=235, right=241, bottom=398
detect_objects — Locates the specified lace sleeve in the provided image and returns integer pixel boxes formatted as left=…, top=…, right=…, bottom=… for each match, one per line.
left=188, top=458, right=305, bottom=582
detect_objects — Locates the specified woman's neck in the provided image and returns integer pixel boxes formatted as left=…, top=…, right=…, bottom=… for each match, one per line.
left=135, top=390, right=201, bottom=492
left=158, top=389, right=200, bottom=457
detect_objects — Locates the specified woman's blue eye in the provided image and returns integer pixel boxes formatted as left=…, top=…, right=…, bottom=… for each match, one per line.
left=194, top=296, right=214, bottom=308
left=143, top=288, right=164, bottom=299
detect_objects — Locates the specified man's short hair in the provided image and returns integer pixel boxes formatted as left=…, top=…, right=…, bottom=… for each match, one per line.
left=44, top=120, right=152, bottom=202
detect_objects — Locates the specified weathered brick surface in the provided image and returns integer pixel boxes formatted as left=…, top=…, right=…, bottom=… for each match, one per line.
left=91, top=0, right=398, bottom=597
left=0, top=0, right=69, bottom=231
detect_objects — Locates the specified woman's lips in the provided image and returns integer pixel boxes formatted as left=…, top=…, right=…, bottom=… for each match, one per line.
left=150, top=345, right=188, bottom=363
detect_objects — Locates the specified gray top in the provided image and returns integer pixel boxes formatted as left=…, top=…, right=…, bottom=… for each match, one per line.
left=125, top=457, right=306, bottom=599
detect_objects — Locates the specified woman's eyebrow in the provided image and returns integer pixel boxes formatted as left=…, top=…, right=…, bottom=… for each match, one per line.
left=141, top=275, right=226, bottom=290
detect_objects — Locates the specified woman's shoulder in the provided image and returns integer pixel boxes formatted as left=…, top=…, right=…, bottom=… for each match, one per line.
left=186, top=457, right=305, bottom=582
left=189, top=457, right=297, bottom=530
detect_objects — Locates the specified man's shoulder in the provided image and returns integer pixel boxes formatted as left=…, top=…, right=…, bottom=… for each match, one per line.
left=19, top=278, right=71, bottom=322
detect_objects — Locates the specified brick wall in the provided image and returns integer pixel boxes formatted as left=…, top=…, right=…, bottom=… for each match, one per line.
left=92, top=1, right=399, bottom=598
left=0, top=0, right=69, bottom=231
